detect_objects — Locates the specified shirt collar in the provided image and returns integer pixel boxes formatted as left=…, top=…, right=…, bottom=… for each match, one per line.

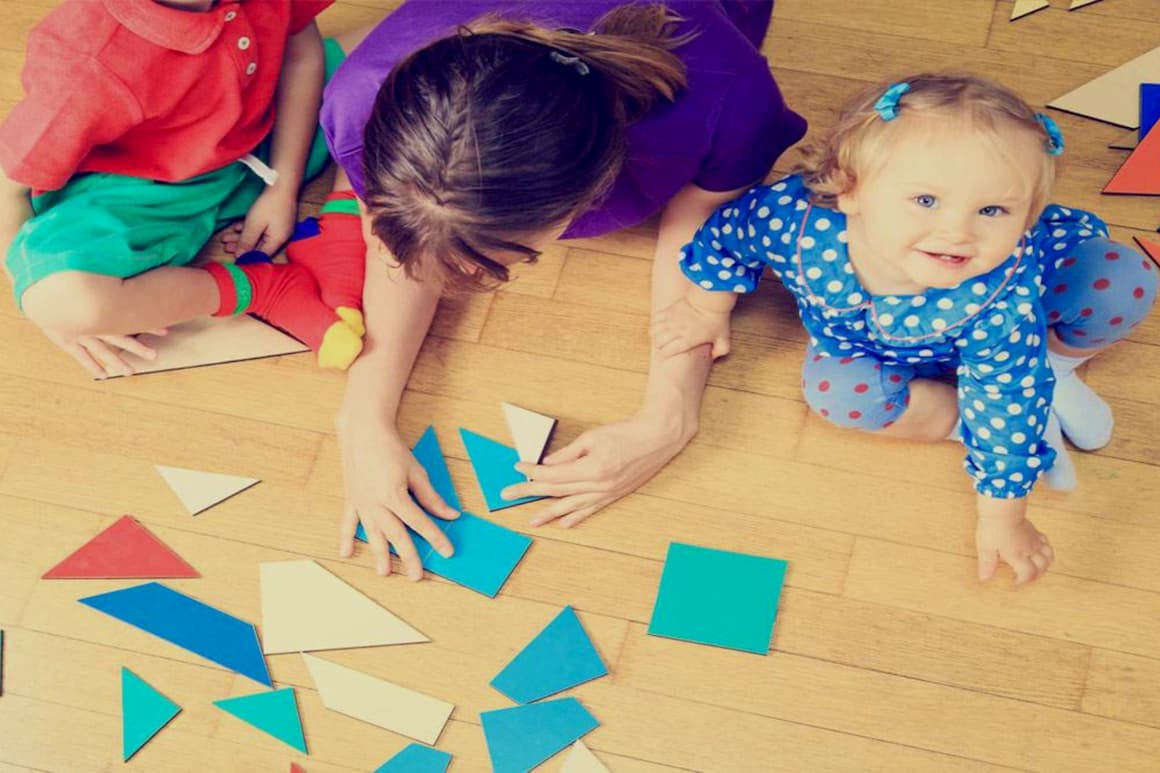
left=103, top=0, right=225, bottom=55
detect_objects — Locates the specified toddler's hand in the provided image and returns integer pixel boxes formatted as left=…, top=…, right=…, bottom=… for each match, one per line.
left=40, top=326, right=167, bottom=379
left=651, top=297, right=731, bottom=359
left=976, top=495, right=1054, bottom=584
left=223, top=186, right=297, bottom=256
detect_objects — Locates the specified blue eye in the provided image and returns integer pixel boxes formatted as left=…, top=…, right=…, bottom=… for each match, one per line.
left=914, top=194, right=937, bottom=208
left=979, top=205, right=1008, bottom=217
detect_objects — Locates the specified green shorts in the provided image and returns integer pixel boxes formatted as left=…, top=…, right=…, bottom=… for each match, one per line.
left=6, top=38, right=346, bottom=307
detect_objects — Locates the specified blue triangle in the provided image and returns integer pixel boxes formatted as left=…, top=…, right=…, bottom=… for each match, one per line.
left=213, top=687, right=306, bottom=753
left=491, top=606, right=607, bottom=703
left=121, top=668, right=181, bottom=761
left=356, top=426, right=460, bottom=544
left=374, top=743, right=453, bottom=773
left=81, top=583, right=271, bottom=686
left=1140, top=83, right=1160, bottom=142
left=481, top=698, right=599, bottom=773
left=459, top=429, right=544, bottom=511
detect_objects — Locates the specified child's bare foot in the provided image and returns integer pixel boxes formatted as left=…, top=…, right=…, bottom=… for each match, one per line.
left=976, top=497, right=1055, bottom=584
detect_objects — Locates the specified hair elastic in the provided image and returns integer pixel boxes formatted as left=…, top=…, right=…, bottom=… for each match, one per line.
left=873, top=82, right=910, bottom=121
left=1035, top=112, right=1065, bottom=156
left=549, top=51, right=590, bottom=76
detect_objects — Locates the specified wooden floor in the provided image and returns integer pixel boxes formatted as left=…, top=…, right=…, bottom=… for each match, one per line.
left=2, top=1, right=1160, bottom=770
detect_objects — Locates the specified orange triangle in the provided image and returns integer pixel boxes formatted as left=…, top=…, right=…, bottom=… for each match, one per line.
left=1104, top=123, right=1160, bottom=195
left=43, top=515, right=199, bottom=579
left=1134, top=237, right=1160, bottom=269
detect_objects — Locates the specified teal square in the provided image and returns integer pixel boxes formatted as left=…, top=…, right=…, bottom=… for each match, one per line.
left=647, top=542, right=787, bottom=655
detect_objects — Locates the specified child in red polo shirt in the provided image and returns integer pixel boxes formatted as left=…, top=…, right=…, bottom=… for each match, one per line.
left=0, top=0, right=364, bottom=377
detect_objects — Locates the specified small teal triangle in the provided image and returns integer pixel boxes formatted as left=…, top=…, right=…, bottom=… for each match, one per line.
left=121, top=667, right=181, bottom=761
left=459, top=429, right=544, bottom=511
left=481, top=697, right=599, bottom=773
left=213, top=687, right=307, bottom=753
left=374, top=743, right=453, bottom=773
left=491, top=606, right=607, bottom=703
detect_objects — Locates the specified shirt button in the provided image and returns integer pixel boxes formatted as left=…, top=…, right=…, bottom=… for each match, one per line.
left=224, top=10, right=237, bottom=21
left=245, top=62, right=257, bottom=76
left=238, top=36, right=251, bottom=50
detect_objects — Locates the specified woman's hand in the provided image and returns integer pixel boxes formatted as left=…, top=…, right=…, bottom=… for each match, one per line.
left=501, top=409, right=696, bottom=528
left=336, top=411, right=459, bottom=579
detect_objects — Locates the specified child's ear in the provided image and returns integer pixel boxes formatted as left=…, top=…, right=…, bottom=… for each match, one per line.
left=836, top=189, right=860, bottom=216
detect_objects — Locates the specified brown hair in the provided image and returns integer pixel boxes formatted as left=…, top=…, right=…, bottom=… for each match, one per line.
left=362, top=4, right=690, bottom=291
left=795, top=72, right=1058, bottom=220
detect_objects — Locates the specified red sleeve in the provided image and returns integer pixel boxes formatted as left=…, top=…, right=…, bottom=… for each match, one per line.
left=288, top=1, right=335, bottom=34
left=0, top=44, right=141, bottom=191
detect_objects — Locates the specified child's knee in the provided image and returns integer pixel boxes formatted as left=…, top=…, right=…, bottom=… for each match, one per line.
left=802, top=369, right=902, bottom=431
left=21, top=271, right=122, bottom=334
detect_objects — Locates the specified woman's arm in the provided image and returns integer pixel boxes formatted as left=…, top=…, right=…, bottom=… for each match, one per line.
left=503, top=182, right=751, bottom=527
left=334, top=180, right=460, bottom=579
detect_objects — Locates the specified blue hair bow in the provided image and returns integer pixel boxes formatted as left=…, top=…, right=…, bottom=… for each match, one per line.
left=873, top=82, right=910, bottom=121
left=1035, top=112, right=1064, bottom=156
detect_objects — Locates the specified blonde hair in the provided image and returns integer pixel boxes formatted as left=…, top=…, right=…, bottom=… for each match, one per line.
left=795, top=72, right=1058, bottom=220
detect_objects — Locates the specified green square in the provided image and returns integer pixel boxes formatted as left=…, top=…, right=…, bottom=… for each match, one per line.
left=647, top=542, right=787, bottom=655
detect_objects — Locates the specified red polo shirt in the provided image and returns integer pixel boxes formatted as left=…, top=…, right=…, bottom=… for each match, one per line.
left=0, top=0, right=333, bottom=191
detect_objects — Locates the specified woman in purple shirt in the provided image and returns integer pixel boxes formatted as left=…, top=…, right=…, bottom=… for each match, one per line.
left=318, top=1, right=806, bottom=578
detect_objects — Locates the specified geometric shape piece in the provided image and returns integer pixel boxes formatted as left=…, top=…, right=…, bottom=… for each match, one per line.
left=291, top=765, right=306, bottom=773
left=42, top=515, right=199, bottom=580
left=303, top=654, right=453, bottom=745
left=480, top=698, right=599, bottom=773
left=1068, top=0, right=1102, bottom=8
left=121, top=667, right=181, bottom=762
left=1010, top=0, right=1049, bottom=20
left=1134, top=237, right=1160, bottom=269
left=1109, top=128, right=1140, bottom=150
left=155, top=465, right=260, bottom=516
left=259, top=559, right=428, bottom=654
left=459, top=428, right=544, bottom=512
left=373, top=743, right=453, bottom=773
left=420, top=511, right=533, bottom=598
left=80, top=582, right=271, bottom=686
left=354, top=425, right=460, bottom=543
left=1049, top=46, right=1160, bottom=128
left=1104, top=122, right=1160, bottom=195
left=647, top=543, right=788, bottom=655
left=502, top=403, right=557, bottom=464
left=1140, top=83, right=1160, bottom=142
left=561, top=741, right=610, bottom=773
left=491, top=606, right=607, bottom=704
left=213, top=687, right=307, bottom=753
left=111, top=314, right=309, bottom=378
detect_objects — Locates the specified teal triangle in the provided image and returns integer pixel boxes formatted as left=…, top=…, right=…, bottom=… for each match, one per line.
left=121, top=667, right=181, bottom=761
left=481, top=697, right=599, bottom=773
left=374, top=743, right=453, bottom=773
left=213, top=687, right=307, bottom=753
left=491, top=606, right=607, bottom=703
left=459, top=429, right=544, bottom=511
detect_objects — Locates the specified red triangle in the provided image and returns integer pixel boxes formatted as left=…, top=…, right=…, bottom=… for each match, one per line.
left=1135, top=237, right=1160, bottom=269
left=290, top=764, right=306, bottom=773
left=43, top=515, right=199, bottom=579
left=1104, top=122, right=1160, bottom=195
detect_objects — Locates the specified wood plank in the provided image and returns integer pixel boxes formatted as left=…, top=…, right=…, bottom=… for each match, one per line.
left=987, top=2, right=1160, bottom=67
left=1082, top=649, right=1160, bottom=729
left=617, top=621, right=1159, bottom=771
left=772, top=0, right=994, bottom=48
left=845, top=538, right=1160, bottom=658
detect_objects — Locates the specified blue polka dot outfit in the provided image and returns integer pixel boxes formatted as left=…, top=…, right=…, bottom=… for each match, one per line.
left=680, top=174, right=1158, bottom=498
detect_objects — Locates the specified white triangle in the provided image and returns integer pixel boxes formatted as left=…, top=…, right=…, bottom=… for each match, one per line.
left=502, top=402, right=557, bottom=464
left=303, top=654, right=453, bottom=745
left=1048, top=46, right=1160, bottom=128
left=562, top=740, right=610, bottom=773
left=1069, top=0, right=1102, bottom=9
left=260, top=560, right=428, bottom=654
left=1010, top=0, right=1049, bottom=20
left=107, top=315, right=307, bottom=378
left=155, top=465, right=260, bottom=516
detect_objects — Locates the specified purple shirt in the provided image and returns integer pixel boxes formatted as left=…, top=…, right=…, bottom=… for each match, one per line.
left=322, top=1, right=806, bottom=238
